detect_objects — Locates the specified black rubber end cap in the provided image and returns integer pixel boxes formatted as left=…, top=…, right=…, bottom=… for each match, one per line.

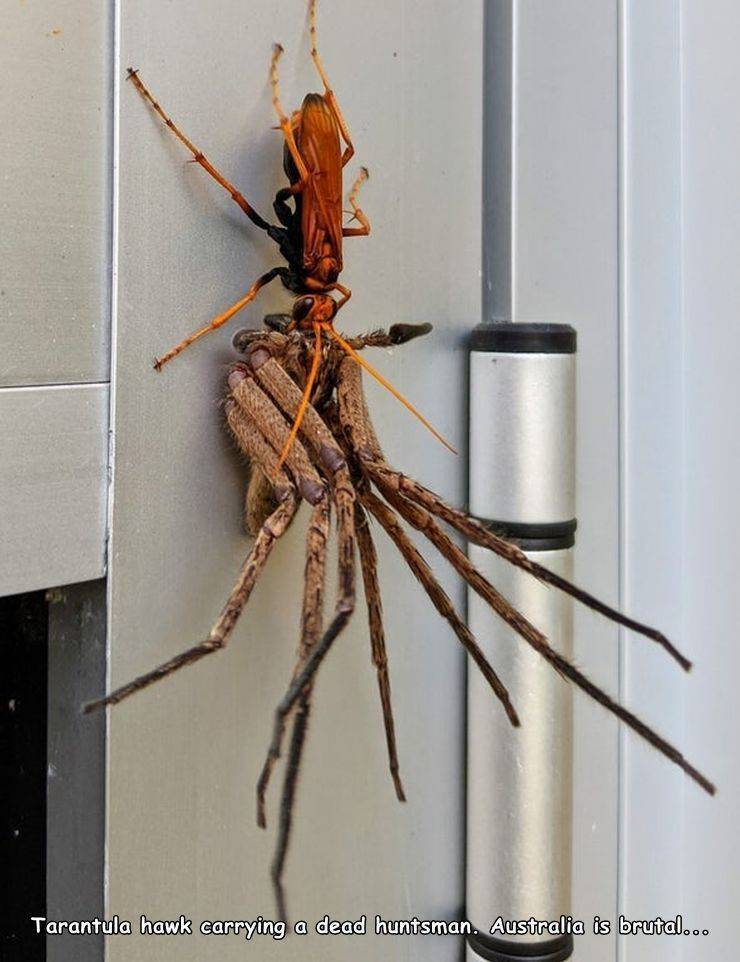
left=470, top=322, right=577, bottom=354
left=473, top=517, right=577, bottom=552
left=467, top=931, right=574, bottom=962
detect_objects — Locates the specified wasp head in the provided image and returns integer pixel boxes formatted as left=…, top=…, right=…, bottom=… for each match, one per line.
left=291, top=294, right=337, bottom=329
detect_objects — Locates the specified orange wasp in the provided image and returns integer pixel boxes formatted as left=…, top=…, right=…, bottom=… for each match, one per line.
left=128, top=0, right=453, bottom=464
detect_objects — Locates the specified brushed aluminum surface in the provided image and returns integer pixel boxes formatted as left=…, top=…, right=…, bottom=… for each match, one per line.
left=0, top=383, right=108, bottom=597
left=466, top=547, right=574, bottom=940
left=469, top=351, right=576, bottom=525
left=0, top=0, right=111, bottom=388
left=467, top=341, right=575, bottom=951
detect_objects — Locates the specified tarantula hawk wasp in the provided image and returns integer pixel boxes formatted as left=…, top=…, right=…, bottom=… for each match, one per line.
left=129, top=0, right=448, bottom=462
left=86, top=0, right=714, bottom=924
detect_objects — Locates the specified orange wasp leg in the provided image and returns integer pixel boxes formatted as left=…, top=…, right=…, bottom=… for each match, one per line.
left=300, top=280, right=352, bottom=307
left=270, top=44, right=310, bottom=193
left=321, top=324, right=457, bottom=454
left=329, top=283, right=352, bottom=310
left=126, top=69, right=271, bottom=231
left=277, top=322, right=323, bottom=468
left=308, top=0, right=355, bottom=166
left=342, top=166, right=371, bottom=238
left=154, top=268, right=284, bottom=371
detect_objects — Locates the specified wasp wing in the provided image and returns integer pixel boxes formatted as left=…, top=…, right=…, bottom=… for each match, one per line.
left=297, top=93, right=344, bottom=275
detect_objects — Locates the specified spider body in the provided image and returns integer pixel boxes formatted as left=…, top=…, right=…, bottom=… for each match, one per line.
left=87, top=317, right=713, bottom=921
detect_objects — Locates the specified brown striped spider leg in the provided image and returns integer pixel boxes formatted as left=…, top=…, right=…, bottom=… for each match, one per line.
left=86, top=323, right=714, bottom=926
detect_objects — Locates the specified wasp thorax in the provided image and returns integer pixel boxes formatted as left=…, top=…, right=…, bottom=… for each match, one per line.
left=291, top=294, right=337, bottom=328
left=314, top=255, right=340, bottom=285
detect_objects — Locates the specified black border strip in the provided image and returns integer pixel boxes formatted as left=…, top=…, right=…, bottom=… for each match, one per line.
left=468, top=930, right=574, bottom=962
left=470, top=322, right=577, bottom=355
left=1, top=590, right=48, bottom=962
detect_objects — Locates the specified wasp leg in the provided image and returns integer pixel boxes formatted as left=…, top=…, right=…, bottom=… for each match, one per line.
left=272, top=188, right=295, bottom=228
left=270, top=45, right=310, bottom=191
left=127, top=68, right=273, bottom=232
left=322, top=324, right=455, bottom=453
left=277, top=323, right=323, bottom=469
left=331, top=284, right=352, bottom=310
left=153, top=267, right=287, bottom=370
left=308, top=0, right=355, bottom=166
left=342, top=166, right=371, bottom=237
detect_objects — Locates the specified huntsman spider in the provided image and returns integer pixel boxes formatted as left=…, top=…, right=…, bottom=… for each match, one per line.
left=86, top=320, right=714, bottom=921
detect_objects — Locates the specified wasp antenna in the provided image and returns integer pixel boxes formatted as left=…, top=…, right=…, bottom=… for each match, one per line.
left=322, top=325, right=457, bottom=455
left=277, top=323, right=323, bottom=468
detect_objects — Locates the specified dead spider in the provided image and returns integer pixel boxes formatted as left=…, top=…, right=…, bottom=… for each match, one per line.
left=86, top=319, right=714, bottom=921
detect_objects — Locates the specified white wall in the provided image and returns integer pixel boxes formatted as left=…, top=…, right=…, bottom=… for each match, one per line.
left=620, top=2, right=737, bottom=960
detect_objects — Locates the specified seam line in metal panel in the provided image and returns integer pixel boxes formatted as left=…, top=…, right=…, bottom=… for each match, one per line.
left=677, top=0, right=688, bottom=931
left=0, top=381, right=110, bottom=395
left=103, top=0, right=122, bottom=948
left=617, top=1, right=627, bottom=959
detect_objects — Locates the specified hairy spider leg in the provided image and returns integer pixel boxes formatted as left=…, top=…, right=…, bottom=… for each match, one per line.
left=354, top=500, right=406, bottom=801
left=366, top=458, right=693, bottom=671
left=248, top=357, right=362, bottom=787
left=335, top=362, right=714, bottom=795
left=154, top=268, right=285, bottom=370
left=321, top=324, right=457, bottom=454
left=233, top=374, right=327, bottom=505
left=338, top=323, right=433, bottom=350
left=269, top=497, right=330, bottom=923
left=360, top=489, right=519, bottom=726
left=83, top=493, right=295, bottom=707
left=260, top=475, right=356, bottom=839
left=126, top=69, right=272, bottom=231
left=277, top=322, right=323, bottom=468
left=333, top=340, right=698, bottom=669
left=257, top=498, right=330, bottom=829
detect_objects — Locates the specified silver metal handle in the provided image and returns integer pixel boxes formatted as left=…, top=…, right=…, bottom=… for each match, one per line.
left=466, top=323, right=577, bottom=962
